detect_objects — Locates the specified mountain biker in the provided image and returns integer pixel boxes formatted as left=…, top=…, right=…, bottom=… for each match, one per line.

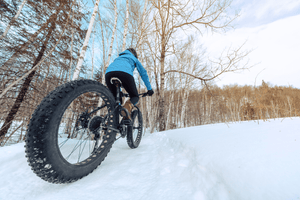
left=105, top=48, right=154, bottom=119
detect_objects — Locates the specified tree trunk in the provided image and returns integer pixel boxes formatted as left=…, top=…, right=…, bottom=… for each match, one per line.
left=180, top=89, right=190, bottom=128
left=122, top=0, right=129, bottom=51
left=158, top=19, right=167, bottom=131
left=158, top=50, right=166, bottom=131
left=203, top=86, right=206, bottom=124
left=105, top=0, right=118, bottom=67
left=91, top=28, right=95, bottom=79
left=0, top=20, right=56, bottom=142
left=136, top=0, right=148, bottom=54
left=98, top=10, right=105, bottom=83
left=0, top=0, right=28, bottom=40
left=165, top=90, right=174, bottom=130
left=72, top=0, right=101, bottom=80
left=0, top=13, right=56, bottom=70
left=101, top=0, right=118, bottom=82
left=69, top=8, right=75, bottom=81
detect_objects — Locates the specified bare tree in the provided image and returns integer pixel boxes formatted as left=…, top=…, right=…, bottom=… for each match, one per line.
left=0, top=0, right=83, bottom=144
left=0, top=14, right=58, bottom=140
left=0, top=0, right=28, bottom=40
left=0, top=13, right=57, bottom=71
left=136, top=0, right=149, bottom=53
left=97, top=9, right=105, bottom=82
left=147, top=0, right=249, bottom=131
left=97, top=0, right=119, bottom=83
left=72, top=0, right=101, bottom=80
left=122, top=0, right=129, bottom=51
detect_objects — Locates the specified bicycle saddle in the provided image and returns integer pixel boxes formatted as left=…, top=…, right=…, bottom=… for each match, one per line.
left=110, top=77, right=122, bottom=87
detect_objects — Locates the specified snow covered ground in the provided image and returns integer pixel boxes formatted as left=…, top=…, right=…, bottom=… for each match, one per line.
left=1, top=117, right=300, bottom=200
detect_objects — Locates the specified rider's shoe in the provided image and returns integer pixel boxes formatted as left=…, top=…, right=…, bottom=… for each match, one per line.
left=121, top=118, right=132, bottom=125
left=121, top=100, right=133, bottom=120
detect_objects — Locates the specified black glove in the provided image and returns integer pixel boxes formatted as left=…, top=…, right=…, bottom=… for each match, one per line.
left=147, top=89, right=154, bottom=96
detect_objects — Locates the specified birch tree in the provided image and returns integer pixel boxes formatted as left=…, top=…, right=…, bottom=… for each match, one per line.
left=72, top=0, right=101, bottom=80
left=149, top=0, right=249, bottom=131
left=136, top=0, right=149, bottom=53
left=105, top=0, right=118, bottom=70
left=122, top=0, right=129, bottom=51
left=100, top=0, right=118, bottom=83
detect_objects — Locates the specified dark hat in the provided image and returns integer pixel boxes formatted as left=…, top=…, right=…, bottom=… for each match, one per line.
left=127, top=48, right=138, bottom=58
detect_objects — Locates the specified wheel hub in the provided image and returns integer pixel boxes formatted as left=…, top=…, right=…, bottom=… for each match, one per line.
left=88, top=116, right=104, bottom=133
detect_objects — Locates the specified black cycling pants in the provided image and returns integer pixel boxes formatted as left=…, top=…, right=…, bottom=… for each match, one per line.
left=105, top=71, right=139, bottom=105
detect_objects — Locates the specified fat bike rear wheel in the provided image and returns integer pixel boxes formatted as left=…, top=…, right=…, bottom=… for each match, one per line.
left=127, top=109, right=143, bottom=149
left=25, top=79, right=117, bottom=183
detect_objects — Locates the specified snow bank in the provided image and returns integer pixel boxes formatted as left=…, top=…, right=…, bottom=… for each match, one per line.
left=0, top=118, right=299, bottom=200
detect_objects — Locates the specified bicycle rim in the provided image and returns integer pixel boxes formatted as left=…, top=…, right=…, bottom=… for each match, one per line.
left=57, top=91, right=110, bottom=164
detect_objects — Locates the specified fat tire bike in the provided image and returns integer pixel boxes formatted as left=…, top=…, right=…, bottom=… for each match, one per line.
left=25, top=79, right=148, bottom=184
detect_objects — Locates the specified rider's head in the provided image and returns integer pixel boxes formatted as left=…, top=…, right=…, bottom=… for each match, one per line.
left=127, top=48, right=138, bottom=59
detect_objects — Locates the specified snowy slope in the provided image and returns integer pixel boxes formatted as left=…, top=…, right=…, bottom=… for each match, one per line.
left=0, top=118, right=300, bottom=200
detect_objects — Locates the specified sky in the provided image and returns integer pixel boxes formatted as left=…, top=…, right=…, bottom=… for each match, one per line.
left=80, top=0, right=300, bottom=88
left=200, top=0, right=300, bottom=88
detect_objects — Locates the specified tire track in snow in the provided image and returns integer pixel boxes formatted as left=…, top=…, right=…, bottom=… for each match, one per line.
left=0, top=133, right=229, bottom=200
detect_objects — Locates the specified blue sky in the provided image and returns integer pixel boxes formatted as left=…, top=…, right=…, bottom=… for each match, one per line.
left=82, top=0, right=300, bottom=88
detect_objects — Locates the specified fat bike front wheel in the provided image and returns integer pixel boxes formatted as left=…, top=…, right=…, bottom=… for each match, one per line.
left=25, top=80, right=117, bottom=184
left=127, top=109, right=143, bottom=149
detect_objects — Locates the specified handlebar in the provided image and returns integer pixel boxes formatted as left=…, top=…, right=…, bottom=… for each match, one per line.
left=123, top=92, right=148, bottom=98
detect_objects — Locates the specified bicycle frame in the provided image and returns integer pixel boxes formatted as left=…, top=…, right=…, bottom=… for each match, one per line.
left=84, top=78, right=147, bottom=139
left=111, top=78, right=147, bottom=120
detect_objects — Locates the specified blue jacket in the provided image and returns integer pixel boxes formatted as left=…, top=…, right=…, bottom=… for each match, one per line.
left=105, top=50, right=152, bottom=90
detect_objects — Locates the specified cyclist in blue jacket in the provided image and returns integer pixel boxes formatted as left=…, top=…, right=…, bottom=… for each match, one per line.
left=105, top=48, right=154, bottom=118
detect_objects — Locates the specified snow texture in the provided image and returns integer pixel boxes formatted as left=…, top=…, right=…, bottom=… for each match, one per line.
left=0, top=117, right=300, bottom=200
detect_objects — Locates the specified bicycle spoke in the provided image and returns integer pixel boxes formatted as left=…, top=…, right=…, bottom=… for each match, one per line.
left=55, top=90, right=112, bottom=164
left=77, top=136, right=89, bottom=163
left=64, top=130, right=91, bottom=162
left=59, top=138, right=69, bottom=148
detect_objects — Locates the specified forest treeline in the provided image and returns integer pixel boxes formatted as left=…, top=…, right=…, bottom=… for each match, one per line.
left=1, top=0, right=298, bottom=145
left=138, top=80, right=300, bottom=131
left=1, top=75, right=299, bottom=146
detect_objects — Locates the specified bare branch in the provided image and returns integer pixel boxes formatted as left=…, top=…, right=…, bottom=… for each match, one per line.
left=0, top=0, right=28, bottom=40
left=164, top=42, right=252, bottom=82
left=0, top=0, right=75, bottom=100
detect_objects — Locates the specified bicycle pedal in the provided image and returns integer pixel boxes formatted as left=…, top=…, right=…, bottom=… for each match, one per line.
left=122, top=119, right=131, bottom=125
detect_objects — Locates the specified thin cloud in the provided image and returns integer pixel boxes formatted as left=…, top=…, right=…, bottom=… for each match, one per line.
left=232, top=0, right=300, bottom=27
left=201, top=14, right=300, bottom=88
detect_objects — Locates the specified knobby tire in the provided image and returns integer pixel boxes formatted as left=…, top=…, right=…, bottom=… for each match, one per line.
left=25, top=80, right=117, bottom=184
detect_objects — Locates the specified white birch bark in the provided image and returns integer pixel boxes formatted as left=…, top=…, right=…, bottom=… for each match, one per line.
left=105, top=0, right=118, bottom=69
left=180, top=89, right=190, bottom=128
left=165, top=91, right=174, bottom=130
left=68, top=9, right=75, bottom=81
left=91, top=28, right=95, bottom=79
left=137, top=0, right=148, bottom=54
left=72, top=0, right=101, bottom=80
left=180, top=65, right=194, bottom=127
left=0, top=0, right=28, bottom=40
left=101, top=0, right=118, bottom=82
left=122, top=0, right=129, bottom=51
left=146, top=95, right=156, bottom=133
left=97, top=0, right=118, bottom=114
left=97, top=10, right=106, bottom=83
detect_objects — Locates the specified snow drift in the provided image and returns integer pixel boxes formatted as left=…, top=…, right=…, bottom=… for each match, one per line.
left=0, top=118, right=299, bottom=200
